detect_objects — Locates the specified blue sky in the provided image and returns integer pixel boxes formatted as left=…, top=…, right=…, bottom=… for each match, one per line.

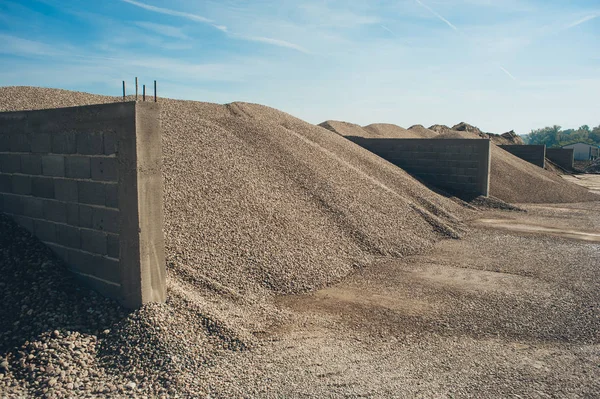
left=1, top=0, right=599, bottom=133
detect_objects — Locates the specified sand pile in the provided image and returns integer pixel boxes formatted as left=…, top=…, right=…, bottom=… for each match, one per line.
left=0, top=86, right=470, bottom=396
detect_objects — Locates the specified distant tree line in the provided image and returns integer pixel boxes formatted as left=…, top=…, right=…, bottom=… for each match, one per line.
left=522, top=125, right=600, bottom=148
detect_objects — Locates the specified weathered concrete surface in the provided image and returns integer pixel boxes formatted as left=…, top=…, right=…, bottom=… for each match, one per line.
left=346, top=137, right=491, bottom=198
left=0, top=101, right=165, bottom=308
left=499, top=145, right=546, bottom=168
left=546, top=148, right=574, bottom=171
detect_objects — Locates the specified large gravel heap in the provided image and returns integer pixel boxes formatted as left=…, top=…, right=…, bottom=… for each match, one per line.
left=320, top=120, right=437, bottom=139
left=323, top=115, right=597, bottom=204
left=433, top=131, right=598, bottom=203
left=0, top=86, right=470, bottom=396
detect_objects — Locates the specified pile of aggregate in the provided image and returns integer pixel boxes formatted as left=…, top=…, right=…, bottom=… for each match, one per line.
left=362, top=123, right=418, bottom=138
left=0, top=86, right=471, bottom=395
left=407, top=124, right=439, bottom=138
left=320, top=117, right=597, bottom=203
left=320, top=120, right=437, bottom=139
left=433, top=131, right=598, bottom=203
left=584, top=158, right=600, bottom=174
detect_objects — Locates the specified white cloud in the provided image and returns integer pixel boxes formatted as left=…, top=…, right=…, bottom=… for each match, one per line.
left=121, top=0, right=226, bottom=30
left=499, top=66, right=517, bottom=81
left=415, top=0, right=458, bottom=31
left=565, top=14, right=598, bottom=29
left=241, top=36, right=309, bottom=54
left=134, top=21, right=189, bottom=39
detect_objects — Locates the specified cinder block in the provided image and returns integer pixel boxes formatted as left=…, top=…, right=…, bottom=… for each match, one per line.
left=3, top=194, right=24, bottom=215
left=9, top=134, right=30, bottom=152
left=105, top=183, right=118, bottom=208
left=78, top=181, right=105, bottom=205
left=34, top=219, right=57, bottom=243
left=11, top=175, right=32, bottom=195
left=107, top=234, right=119, bottom=259
left=92, top=207, right=119, bottom=233
left=11, top=215, right=35, bottom=235
left=0, top=174, right=11, bottom=193
left=66, top=202, right=79, bottom=226
left=81, top=229, right=108, bottom=255
left=54, top=179, right=79, bottom=202
left=65, top=156, right=91, bottom=179
left=31, top=134, right=52, bottom=153
left=52, top=132, right=77, bottom=154
left=0, top=154, right=21, bottom=173
left=45, top=243, right=69, bottom=263
left=42, top=155, right=65, bottom=177
left=77, top=132, right=103, bottom=155
left=43, top=200, right=68, bottom=223
left=22, top=196, right=44, bottom=218
left=91, top=157, right=118, bottom=181
left=21, top=154, right=42, bottom=175
left=69, top=251, right=120, bottom=285
left=31, top=176, right=55, bottom=199
left=79, top=204, right=93, bottom=228
left=103, top=132, right=118, bottom=155
left=56, top=224, right=81, bottom=249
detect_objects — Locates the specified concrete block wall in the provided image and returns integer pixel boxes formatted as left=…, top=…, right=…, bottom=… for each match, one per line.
left=347, top=137, right=491, bottom=198
left=546, top=148, right=574, bottom=171
left=499, top=145, right=546, bottom=168
left=0, top=102, right=165, bottom=309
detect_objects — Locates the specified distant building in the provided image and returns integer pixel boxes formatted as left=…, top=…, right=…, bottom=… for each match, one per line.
left=562, top=142, right=600, bottom=161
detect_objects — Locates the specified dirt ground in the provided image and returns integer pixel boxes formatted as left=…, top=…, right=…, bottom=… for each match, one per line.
left=194, top=181, right=600, bottom=398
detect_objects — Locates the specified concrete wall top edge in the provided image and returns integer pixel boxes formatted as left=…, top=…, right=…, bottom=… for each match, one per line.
left=0, top=101, right=137, bottom=119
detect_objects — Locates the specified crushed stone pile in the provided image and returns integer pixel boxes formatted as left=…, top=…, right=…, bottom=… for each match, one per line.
left=322, top=121, right=437, bottom=139
left=322, top=117, right=596, bottom=203
left=408, top=125, right=439, bottom=138
left=499, top=130, right=525, bottom=145
left=584, top=158, right=600, bottom=174
left=0, top=86, right=470, bottom=396
left=433, top=131, right=597, bottom=203
left=362, top=123, right=419, bottom=138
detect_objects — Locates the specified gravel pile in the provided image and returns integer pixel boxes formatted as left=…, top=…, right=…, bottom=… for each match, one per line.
left=322, top=116, right=596, bottom=204
left=407, top=124, right=439, bottom=138
left=0, top=86, right=471, bottom=396
left=434, top=131, right=598, bottom=203
left=321, top=120, right=438, bottom=139
left=584, top=158, right=600, bottom=174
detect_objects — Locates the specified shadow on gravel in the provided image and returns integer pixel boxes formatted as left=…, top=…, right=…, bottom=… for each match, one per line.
left=0, top=213, right=130, bottom=358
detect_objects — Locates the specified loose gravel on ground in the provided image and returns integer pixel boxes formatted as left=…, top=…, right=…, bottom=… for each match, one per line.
left=0, top=86, right=473, bottom=397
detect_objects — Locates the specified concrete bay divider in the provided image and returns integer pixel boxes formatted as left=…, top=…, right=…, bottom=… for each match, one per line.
left=0, top=102, right=165, bottom=309
left=347, top=137, right=491, bottom=198
left=546, top=148, right=574, bottom=171
left=498, top=145, right=546, bottom=168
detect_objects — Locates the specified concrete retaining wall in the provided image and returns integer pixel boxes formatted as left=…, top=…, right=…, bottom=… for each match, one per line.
left=347, top=137, right=491, bottom=198
left=499, top=145, right=546, bottom=168
left=546, top=148, right=574, bottom=171
left=0, top=102, right=165, bottom=309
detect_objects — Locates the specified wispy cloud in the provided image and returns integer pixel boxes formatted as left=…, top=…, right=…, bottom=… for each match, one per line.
left=121, top=0, right=310, bottom=52
left=415, top=0, right=458, bottom=31
left=134, top=21, right=189, bottom=39
left=380, top=25, right=394, bottom=35
left=121, top=0, right=227, bottom=31
left=565, top=14, right=598, bottom=29
left=242, top=36, right=310, bottom=54
left=499, top=66, right=517, bottom=81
